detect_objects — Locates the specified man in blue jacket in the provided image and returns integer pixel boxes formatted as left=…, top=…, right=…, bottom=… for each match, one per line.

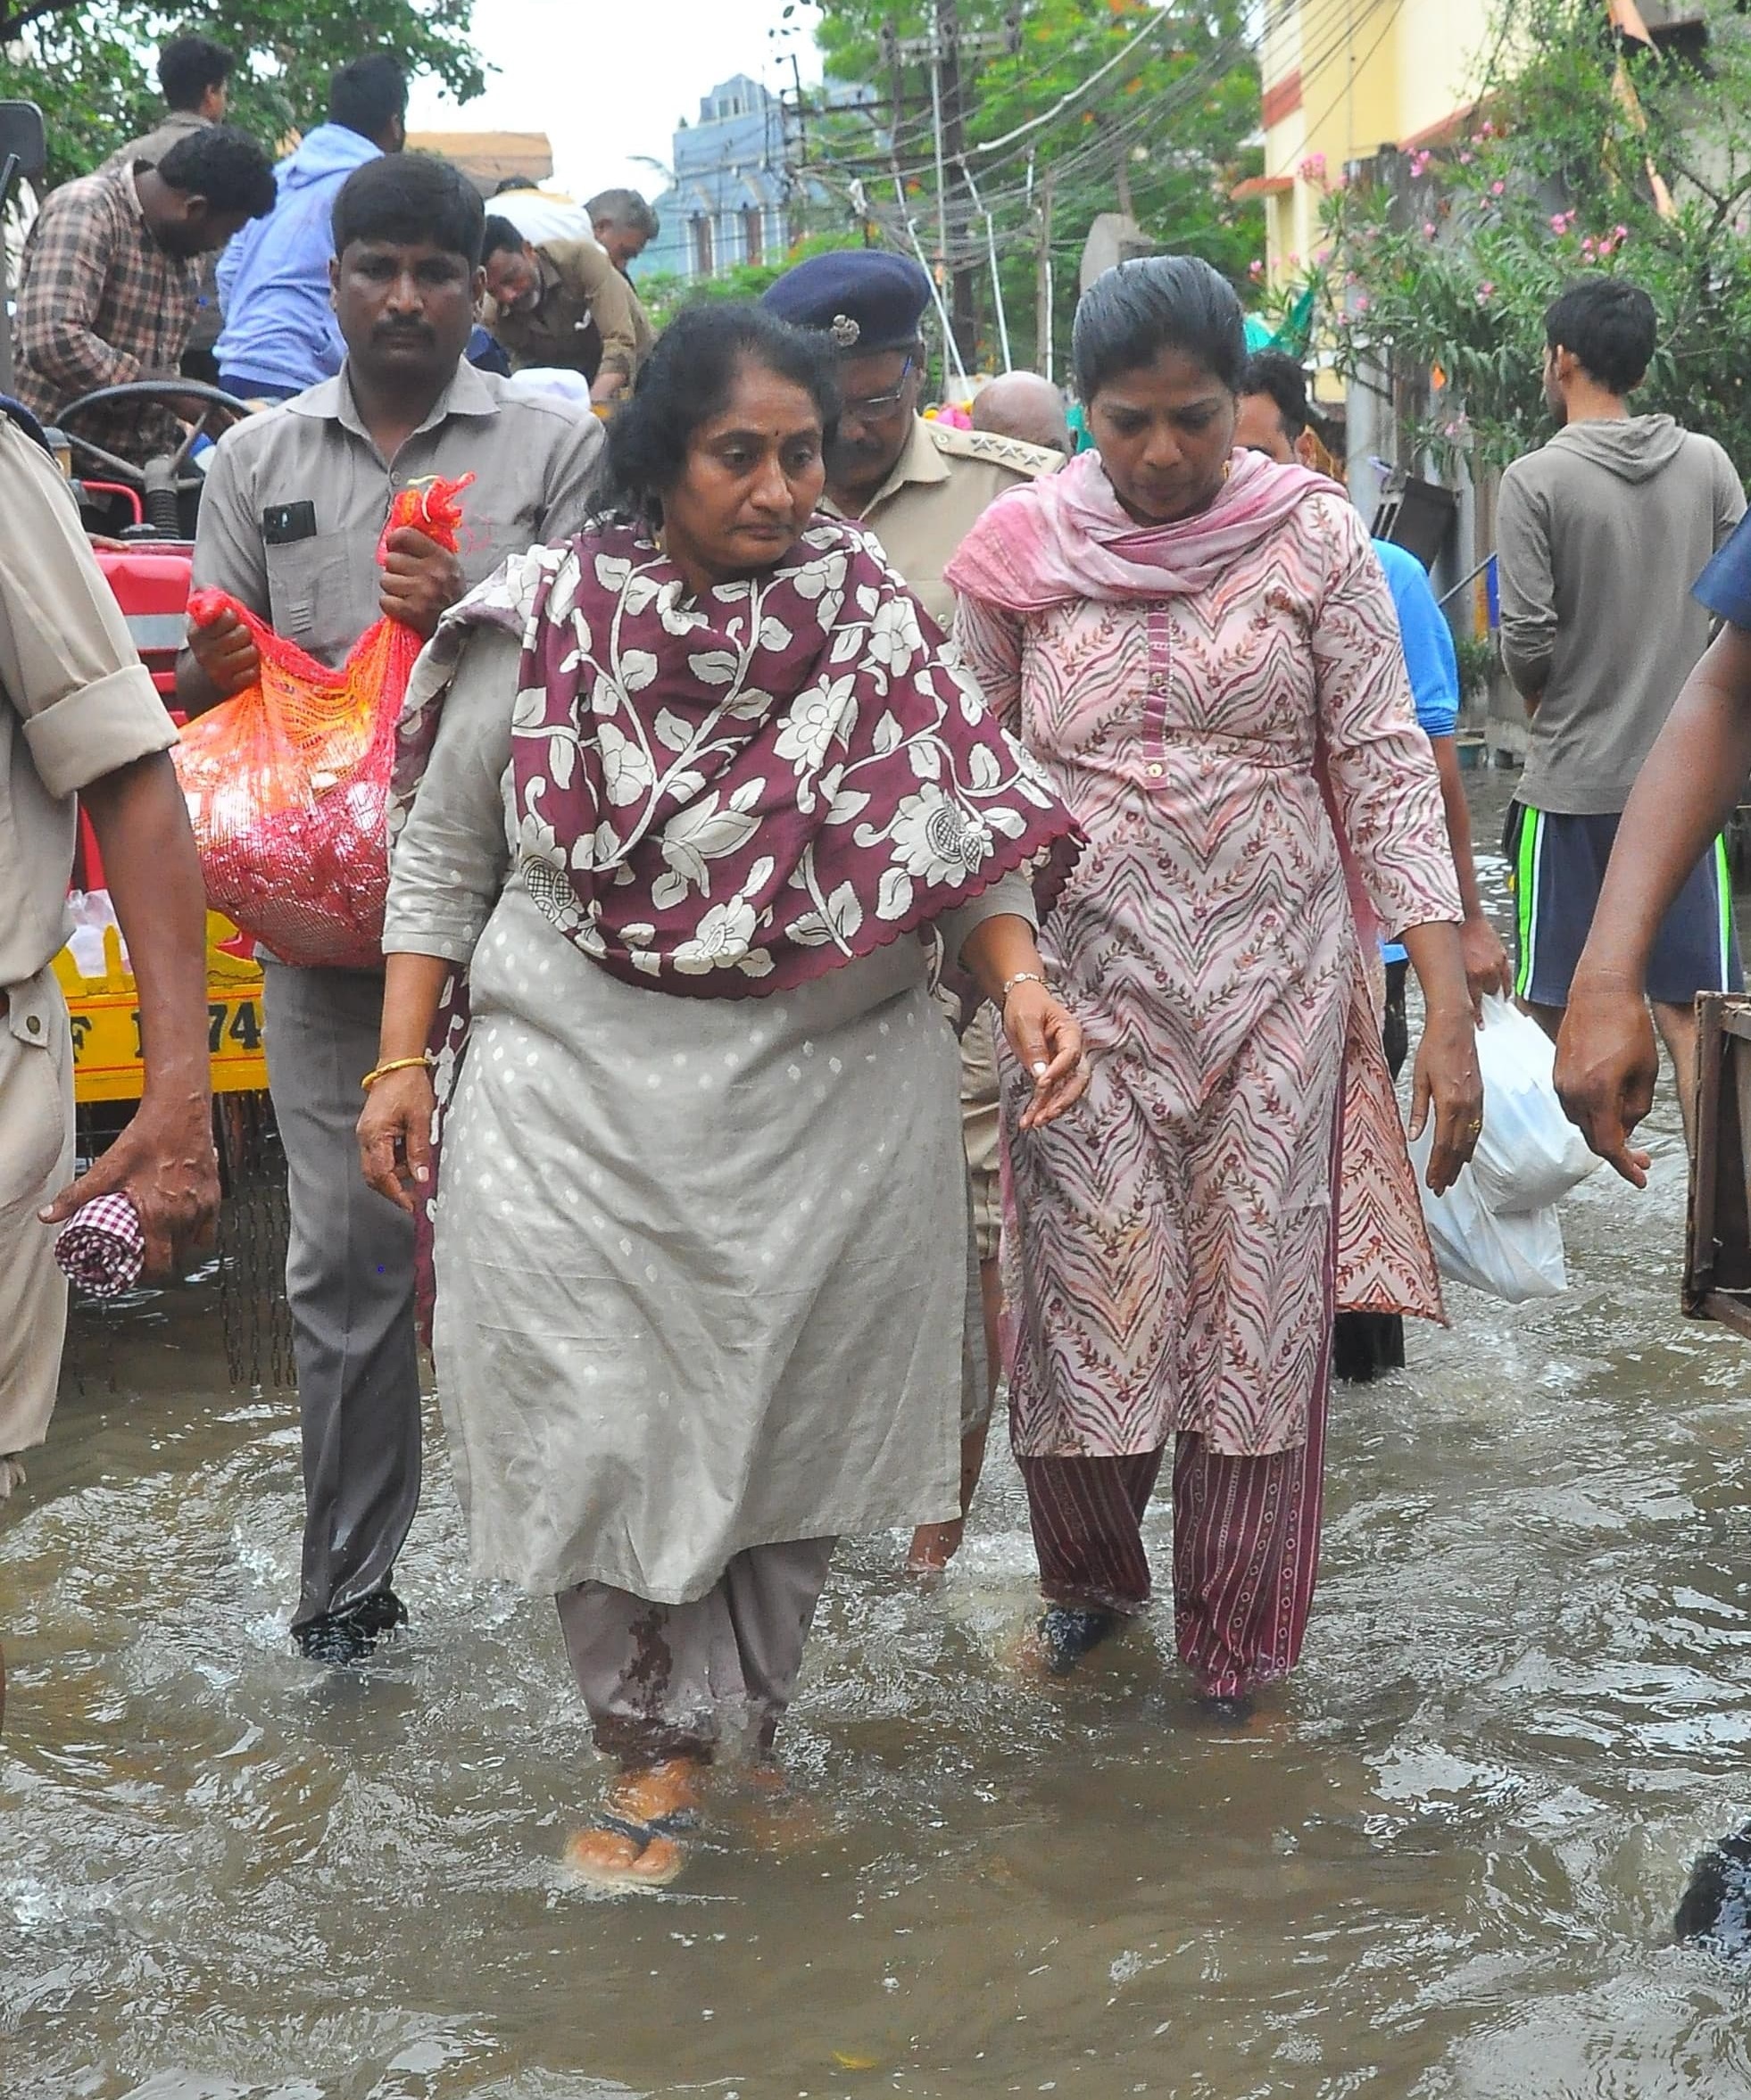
left=215, top=54, right=406, bottom=401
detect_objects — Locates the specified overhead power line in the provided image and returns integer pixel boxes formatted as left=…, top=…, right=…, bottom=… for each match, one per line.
left=962, top=3, right=1172, bottom=157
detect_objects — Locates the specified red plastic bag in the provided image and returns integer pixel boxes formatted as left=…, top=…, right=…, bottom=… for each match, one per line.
left=173, top=475, right=472, bottom=969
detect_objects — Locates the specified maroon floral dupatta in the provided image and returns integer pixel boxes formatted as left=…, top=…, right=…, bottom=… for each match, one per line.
left=393, top=516, right=1079, bottom=994
left=392, top=517, right=1080, bottom=1341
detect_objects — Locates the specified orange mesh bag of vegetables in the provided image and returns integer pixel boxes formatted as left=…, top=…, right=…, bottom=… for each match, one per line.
left=174, top=474, right=473, bottom=969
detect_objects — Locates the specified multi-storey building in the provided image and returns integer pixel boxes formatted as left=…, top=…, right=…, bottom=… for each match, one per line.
left=639, top=76, right=799, bottom=284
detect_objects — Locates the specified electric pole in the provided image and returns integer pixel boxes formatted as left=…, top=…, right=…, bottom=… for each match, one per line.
left=1112, top=120, right=1134, bottom=220
left=928, top=1, right=949, bottom=288
left=937, top=0, right=976, bottom=373
left=1035, top=162, right=1055, bottom=382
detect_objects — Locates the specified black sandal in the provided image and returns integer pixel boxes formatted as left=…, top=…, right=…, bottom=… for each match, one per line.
left=1035, top=1605, right=1122, bottom=1677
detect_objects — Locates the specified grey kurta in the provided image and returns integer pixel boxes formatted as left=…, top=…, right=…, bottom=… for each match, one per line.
left=383, top=629, right=1034, bottom=1606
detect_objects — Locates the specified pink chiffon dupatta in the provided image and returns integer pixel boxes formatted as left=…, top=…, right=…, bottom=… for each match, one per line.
left=944, top=444, right=1386, bottom=965
left=943, top=444, right=1337, bottom=610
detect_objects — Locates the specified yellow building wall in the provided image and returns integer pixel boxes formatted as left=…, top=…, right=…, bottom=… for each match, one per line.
left=1257, top=0, right=1497, bottom=275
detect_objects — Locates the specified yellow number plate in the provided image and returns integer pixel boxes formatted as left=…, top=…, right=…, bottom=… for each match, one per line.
left=64, top=988, right=269, bottom=1102
left=55, top=909, right=271, bottom=1104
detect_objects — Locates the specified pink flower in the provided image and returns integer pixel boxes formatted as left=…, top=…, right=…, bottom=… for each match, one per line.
left=1408, top=149, right=1432, bottom=178
left=1354, top=294, right=1371, bottom=313
left=1249, top=258, right=1264, bottom=278
left=1458, top=151, right=1474, bottom=165
left=1298, top=151, right=1327, bottom=184
left=1549, top=210, right=1576, bottom=234
left=1475, top=280, right=1495, bottom=303
left=1423, top=220, right=1437, bottom=237
left=1490, top=179, right=1506, bottom=196
left=1581, top=236, right=1597, bottom=258
left=1314, top=244, right=1332, bottom=265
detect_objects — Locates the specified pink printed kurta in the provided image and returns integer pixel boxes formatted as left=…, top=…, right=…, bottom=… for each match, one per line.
left=954, top=491, right=1459, bottom=1461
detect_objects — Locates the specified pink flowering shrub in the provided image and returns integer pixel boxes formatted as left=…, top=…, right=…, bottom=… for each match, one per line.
left=1309, top=0, right=1751, bottom=469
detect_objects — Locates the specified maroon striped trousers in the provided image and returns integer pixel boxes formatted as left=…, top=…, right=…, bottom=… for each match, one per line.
left=1017, top=1308, right=1332, bottom=1703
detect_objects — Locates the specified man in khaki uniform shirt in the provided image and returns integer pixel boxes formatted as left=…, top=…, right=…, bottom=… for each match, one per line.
left=0, top=401, right=220, bottom=1508
left=586, top=188, right=660, bottom=372
left=177, top=155, right=602, bottom=1664
left=762, top=251, right=1062, bottom=1573
left=480, top=214, right=643, bottom=403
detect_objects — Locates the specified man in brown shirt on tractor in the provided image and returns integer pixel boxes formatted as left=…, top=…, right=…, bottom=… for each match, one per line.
left=13, top=126, right=274, bottom=461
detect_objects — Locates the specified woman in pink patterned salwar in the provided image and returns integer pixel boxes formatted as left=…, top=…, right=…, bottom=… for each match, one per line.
left=945, top=258, right=1483, bottom=1716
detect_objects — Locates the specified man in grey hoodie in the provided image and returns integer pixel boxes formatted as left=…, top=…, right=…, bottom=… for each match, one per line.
left=214, top=54, right=406, bottom=402
left=1498, top=276, right=1745, bottom=1132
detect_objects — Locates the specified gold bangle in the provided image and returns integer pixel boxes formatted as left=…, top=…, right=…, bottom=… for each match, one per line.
left=361, top=1054, right=435, bottom=1092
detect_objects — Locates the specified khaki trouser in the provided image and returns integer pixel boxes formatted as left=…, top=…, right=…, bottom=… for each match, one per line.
left=0, top=968, right=75, bottom=1459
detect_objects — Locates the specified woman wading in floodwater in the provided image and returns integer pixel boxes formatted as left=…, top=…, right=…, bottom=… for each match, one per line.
left=946, top=256, right=1483, bottom=1714
left=356, top=303, right=1083, bottom=1888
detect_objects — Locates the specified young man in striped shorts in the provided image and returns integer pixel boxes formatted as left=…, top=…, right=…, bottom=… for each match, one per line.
left=1498, top=278, right=1746, bottom=1138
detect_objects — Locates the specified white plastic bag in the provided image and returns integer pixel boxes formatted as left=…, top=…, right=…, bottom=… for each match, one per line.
left=1468, top=994, right=1600, bottom=1214
left=1408, top=1125, right=1568, bottom=1304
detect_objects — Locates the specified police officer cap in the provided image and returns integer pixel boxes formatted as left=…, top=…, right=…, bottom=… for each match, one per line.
left=762, top=251, right=932, bottom=353
left=0, top=394, right=49, bottom=452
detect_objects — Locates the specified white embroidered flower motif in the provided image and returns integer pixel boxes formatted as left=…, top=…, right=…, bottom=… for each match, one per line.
left=519, top=853, right=600, bottom=951
left=656, top=581, right=710, bottom=637
left=864, top=596, right=918, bottom=676
left=671, top=896, right=758, bottom=974
left=790, top=549, right=849, bottom=602
left=774, top=676, right=851, bottom=777
left=596, top=720, right=656, bottom=809
left=516, top=803, right=561, bottom=870
left=890, top=785, right=992, bottom=888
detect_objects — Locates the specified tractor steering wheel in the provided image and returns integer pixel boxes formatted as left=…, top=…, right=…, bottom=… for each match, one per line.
left=54, top=378, right=257, bottom=492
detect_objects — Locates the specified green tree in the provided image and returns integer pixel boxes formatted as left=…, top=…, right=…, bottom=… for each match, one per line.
left=0, top=0, right=483, bottom=184
left=1314, top=0, right=1751, bottom=472
left=804, top=0, right=1261, bottom=375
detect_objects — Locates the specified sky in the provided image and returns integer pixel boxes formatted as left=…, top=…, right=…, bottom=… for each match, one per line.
left=405, top=0, right=826, bottom=203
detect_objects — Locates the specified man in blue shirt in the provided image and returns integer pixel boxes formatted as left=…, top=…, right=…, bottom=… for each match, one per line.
left=215, top=54, right=406, bottom=402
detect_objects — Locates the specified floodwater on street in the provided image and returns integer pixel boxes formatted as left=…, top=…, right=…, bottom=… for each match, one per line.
left=8, top=772, right=1751, bottom=2099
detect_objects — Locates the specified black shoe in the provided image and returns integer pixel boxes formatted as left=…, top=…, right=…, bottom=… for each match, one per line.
left=1195, top=1690, right=1257, bottom=1726
left=295, top=1588, right=408, bottom=1664
left=1035, top=1605, right=1122, bottom=1677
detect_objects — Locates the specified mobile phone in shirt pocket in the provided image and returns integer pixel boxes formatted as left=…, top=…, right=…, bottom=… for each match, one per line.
left=262, top=535, right=356, bottom=655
